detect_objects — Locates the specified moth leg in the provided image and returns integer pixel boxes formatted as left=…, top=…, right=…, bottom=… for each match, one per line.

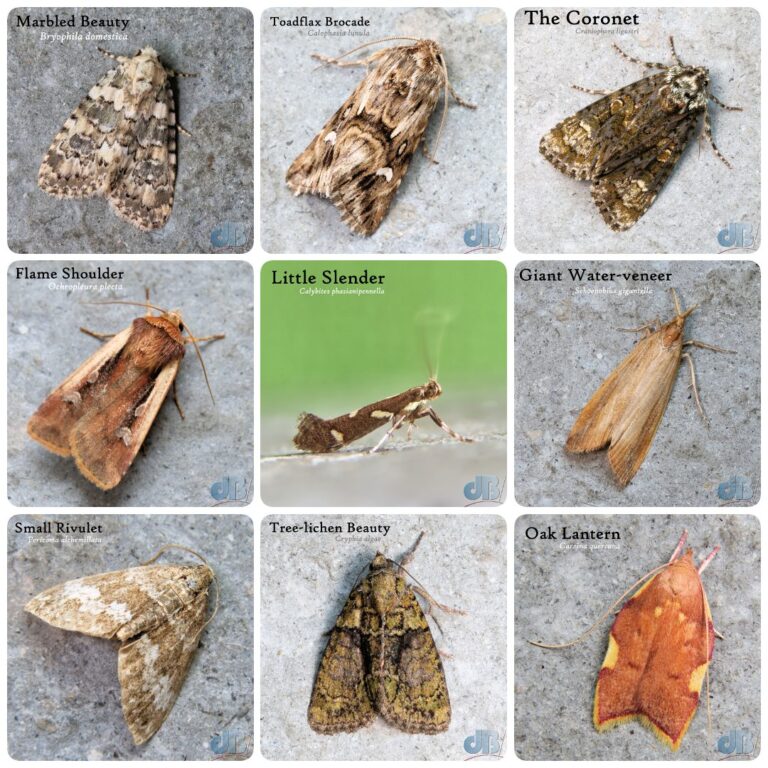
left=186, top=333, right=225, bottom=344
left=398, top=531, right=424, bottom=570
left=420, top=406, right=473, bottom=443
left=447, top=81, right=477, bottom=110
left=571, top=84, right=614, bottom=96
left=79, top=327, right=115, bottom=341
left=682, top=352, right=708, bottom=423
left=612, top=42, right=668, bottom=70
left=369, top=413, right=408, bottom=454
left=709, top=92, right=743, bottom=111
left=411, top=584, right=466, bottom=618
left=684, top=339, right=736, bottom=354
left=617, top=321, right=658, bottom=337
left=177, top=123, right=193, bottom=137
left=703, top=105, right=734, bottom=168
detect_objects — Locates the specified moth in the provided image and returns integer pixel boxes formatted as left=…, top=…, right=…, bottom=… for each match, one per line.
left=565, top=288, right=733, bottom=486
left=308, top=533, right=456, bottom=733
left=293, top=376, right=472, bottom=453
left=38, top=46, right=195, bottom=231
left=531, top=531, right=718, bottom=751
left=25, top=545, right=216, bottom=745
left=540, top=36, right=741, bottom=231
left=286, top=37, right=476, bottom=236
left=27, top=298, right=224, bottom=490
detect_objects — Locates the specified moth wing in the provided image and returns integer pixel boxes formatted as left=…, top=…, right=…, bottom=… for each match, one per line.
left=307, top=626, right=377, bottom=733
left=594, top=554, right=712, bottom=749
left=606, top=350, right=681, bottom=486
left=108, top=82, right=177, bottom=231
left=70, top=359, right=180, bottom=490
left=37, top=65, right=124, bottom=199
left=540, top=74, right=666, bottom=180
left=27, top=326, right=134, bottom=457
left=565, top=336, right=656, bottom=454
left=591, top=116, right=699, bottom=231
left=286, top=46, right=442, bottom=235
left=374, top=587, right=451, bottom=733
left=119, top=587, right=209, bottom=744
left=25, top=565, right=182, bottom=639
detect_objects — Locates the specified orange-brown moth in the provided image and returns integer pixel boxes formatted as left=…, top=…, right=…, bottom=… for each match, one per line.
left=565, top=288, right=733, bottom=485
left=27, top=300, right=223, bottom=490
left=530, top=531, right=719, bottom=751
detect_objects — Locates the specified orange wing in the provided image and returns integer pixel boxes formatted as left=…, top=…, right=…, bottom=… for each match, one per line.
left=593, top=552, right=714, bottom=750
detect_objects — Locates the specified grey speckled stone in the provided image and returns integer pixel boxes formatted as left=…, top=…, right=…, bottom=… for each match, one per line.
left=261, top=7, right=507, bottom=253
left=514, top=260, right=760, bottom=506
left=9, top=514, right=254, bottom=760
left=515, top=514, right=760, bottom=760
left=261, top=514, right=507, bottom=759
left=515, top=7, right=760, bottom=253
left=8, top=260, right=254, bottom=507
left=8, top=7, right=254, bottom=253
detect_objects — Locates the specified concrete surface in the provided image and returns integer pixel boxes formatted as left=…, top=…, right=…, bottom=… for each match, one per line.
left=514, top=7, right=760, bottom=253
left=260, top=7, right=506, bottom=253
left=260, top=514, right=507, bottom=759
left=8, top=7, right=254, bottom=253
left=514, top=260, right=760, bottom=506
left=7, top=261, right=254, bottom=507
left=9, top=514, right=254, bottom=760
left=514, top=514, right=760, bottom=760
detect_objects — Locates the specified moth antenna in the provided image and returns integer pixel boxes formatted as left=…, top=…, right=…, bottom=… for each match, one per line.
left=182, top=320, right=216, bottom=405
left=697, top=545, right=720, bottom=574
left=85, top=299, right=169, bottom=314
left=668, top=528, right=688, bottom=562
left=314, top=36, right=423, bottom=65
left=388, top=559, right=466, bottom=618
left=528, top=562, right=670, bottom=649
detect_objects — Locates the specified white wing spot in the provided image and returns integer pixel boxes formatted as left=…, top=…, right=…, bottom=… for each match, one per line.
left=371, top=410, right=392, bottom=419
left=324, top=131, right=337, bottom=145
left=375, top=167, right=393, bottom=182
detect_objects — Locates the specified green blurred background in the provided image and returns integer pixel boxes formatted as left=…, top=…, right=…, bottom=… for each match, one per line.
left=261, top=261, right=506, bottom=412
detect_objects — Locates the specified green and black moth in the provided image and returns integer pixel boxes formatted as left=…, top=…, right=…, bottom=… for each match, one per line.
left=286, top=37, right=476, bottom=236
left=294, top=377, right=472, bottom=453
left=540, top=37, right=741, bottom=231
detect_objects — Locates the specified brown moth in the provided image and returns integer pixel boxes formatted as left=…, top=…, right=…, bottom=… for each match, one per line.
left=38, top=46, right=195, bottom=231
left=286, top=37, right=476, bottom=236
left=27, top=300, right=224, bottom=490
left=294, top=376, right=472, bottom=453
left=25, top=546, right=216, bottom=744
left=565, top=288, right=733, bottom=485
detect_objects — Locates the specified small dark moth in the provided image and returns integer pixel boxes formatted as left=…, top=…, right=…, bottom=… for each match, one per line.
left=540, top=36, right=741, bottom=231
left=294, top=377, right=472, bottom=453
left=286, top=37, right=476, bottom=236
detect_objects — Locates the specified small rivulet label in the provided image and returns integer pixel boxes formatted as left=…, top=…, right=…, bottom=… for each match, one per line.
left=14, top=520, right=105, bottom=534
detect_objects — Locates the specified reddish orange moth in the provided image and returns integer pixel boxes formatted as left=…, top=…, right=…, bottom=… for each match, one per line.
left=27, top=299, right=224, bottom=490
left=530, top=531, right=719, bottom=751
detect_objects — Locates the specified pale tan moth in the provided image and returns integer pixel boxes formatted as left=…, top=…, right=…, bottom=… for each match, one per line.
left=25, top=545, right=216, bottom=744
left=565, top=289, right=733, bottom=485
left=39, top=46, right=195, bottom=231
left=286, top=37, right=476, bottom=236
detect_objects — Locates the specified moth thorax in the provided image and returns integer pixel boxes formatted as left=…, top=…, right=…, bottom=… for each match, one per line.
left=661, top=316, right=686, bottom=346
left=369, top=568, right=399, bottom=614
left=665, top=66, right=709, bottom=112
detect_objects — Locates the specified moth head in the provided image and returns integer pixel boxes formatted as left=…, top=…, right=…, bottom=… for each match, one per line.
left=162, top=310, right=183, bottom=331
left=129, top=47, right=165, bottom=95
left=424, top=377, right=442, bottom=400
left=666, top=65, right=710, bottom=111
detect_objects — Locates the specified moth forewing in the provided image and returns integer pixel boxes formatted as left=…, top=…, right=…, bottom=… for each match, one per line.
left=27, top=307, right=223, bottom=490
left=26, top=553, right=215, bottom=745
left=294, top=377, right=472, bottom=453
left=286, top=38, right=475, bottom=236
left=566, top=290, right=729, bottom=486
